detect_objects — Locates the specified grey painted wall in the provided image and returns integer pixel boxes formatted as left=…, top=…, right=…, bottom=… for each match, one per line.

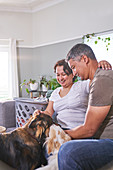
left=18, top=38, right=82, bottom=97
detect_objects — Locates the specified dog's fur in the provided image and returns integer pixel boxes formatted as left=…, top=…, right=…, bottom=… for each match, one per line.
left=37, top=124, right=71, bottom=170
left=0, top=113, right=53, bottom=170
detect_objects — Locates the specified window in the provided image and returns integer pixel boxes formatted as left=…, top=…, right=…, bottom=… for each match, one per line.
left=0, top=39, right=19, bottom=100
left=0, top=48, right=9, bottom=100
left=84, top=32, right=113, bottom=67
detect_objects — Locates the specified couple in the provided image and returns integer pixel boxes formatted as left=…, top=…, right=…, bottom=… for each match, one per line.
left=35, top=44, right=113, bottom=169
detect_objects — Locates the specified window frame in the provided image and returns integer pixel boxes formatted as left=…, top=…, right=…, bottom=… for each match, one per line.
left=0, top=47, right=10, bottom=100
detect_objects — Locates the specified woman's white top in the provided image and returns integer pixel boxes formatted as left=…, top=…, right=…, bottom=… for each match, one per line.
left=49, top=80, right=90, bottom=129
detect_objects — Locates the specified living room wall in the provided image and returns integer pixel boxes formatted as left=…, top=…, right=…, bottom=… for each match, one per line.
left=0, top=0, right=113, bottom=97
left=18, top=37, right=82, bottom=97
left=0, top=11, right=32, bottom=47
left=32, top=0, right=113, bottom=47
left=0, top=0, right=113, bottom=48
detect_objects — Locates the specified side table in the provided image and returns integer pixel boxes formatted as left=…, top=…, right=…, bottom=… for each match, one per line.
left=29, top=90, right=37, bottom=98
left=15, top=98, right=48, bottom=127
left=29, top=90, right=47, bottom=98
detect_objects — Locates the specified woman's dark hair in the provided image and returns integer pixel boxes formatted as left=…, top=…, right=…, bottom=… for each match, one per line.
left=54, top=59, right=76, bottom=82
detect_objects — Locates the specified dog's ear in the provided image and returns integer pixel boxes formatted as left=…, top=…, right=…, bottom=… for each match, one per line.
left=28, top=119, right=36, bottom=129
left=35, top=126, right=45, bottom=138
left=46, top=125, right=71, bottom=155
left=28, top=114, right=40, bottom=129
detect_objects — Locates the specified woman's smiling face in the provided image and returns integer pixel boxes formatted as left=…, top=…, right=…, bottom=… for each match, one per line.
left=56, top=65, right=73, bottom=88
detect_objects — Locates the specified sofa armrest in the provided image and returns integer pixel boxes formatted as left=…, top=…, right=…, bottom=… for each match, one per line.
left=0, top=100, right=16, bottom=128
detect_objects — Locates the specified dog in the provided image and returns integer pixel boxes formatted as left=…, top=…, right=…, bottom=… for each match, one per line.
left=37, top=124, right=71, bottom=170
left=0, top=113, right=53, bottom=170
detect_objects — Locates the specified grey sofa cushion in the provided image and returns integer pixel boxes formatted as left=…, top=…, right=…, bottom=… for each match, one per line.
left=0, top=100, right=16, bottom=128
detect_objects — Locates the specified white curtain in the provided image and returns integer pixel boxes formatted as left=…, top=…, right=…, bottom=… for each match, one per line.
left=8, top=38, right=19, bottom=98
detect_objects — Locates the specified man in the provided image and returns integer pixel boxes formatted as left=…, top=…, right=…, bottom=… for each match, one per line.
left=58, top=43, right=113, bottom=170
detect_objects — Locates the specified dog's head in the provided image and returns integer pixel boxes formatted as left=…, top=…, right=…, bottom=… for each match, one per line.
left=27, top=113, right=53, bottom=144
left=46, top=124, right=71, bottom=155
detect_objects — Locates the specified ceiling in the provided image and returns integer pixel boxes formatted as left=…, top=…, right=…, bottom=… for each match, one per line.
left=0, top=0, right=65, bottom=13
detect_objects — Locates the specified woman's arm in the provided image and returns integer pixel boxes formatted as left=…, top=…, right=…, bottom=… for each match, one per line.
left=43, top=101, right=55, bottom=117
left=33, top=101, right=54, bottom=117
left=98, top=60, right=112, bottom=70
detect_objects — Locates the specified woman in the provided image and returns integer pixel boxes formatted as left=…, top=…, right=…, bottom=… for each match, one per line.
left=34, top=59, right=112, bottom=130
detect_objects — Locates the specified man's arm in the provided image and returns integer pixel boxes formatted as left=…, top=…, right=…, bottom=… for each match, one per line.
left=65, top=105, right=111, bottom=139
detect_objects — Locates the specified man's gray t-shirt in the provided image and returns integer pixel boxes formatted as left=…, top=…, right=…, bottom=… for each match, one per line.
left=89, top=68, right=113, bottom=139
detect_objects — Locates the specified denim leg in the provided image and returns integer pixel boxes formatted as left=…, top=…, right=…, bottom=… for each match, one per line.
left=58, top=139, right=113, bottom=170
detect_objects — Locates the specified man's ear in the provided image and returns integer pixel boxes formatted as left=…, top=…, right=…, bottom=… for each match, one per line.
left=81, top=55, right=89, bottom=64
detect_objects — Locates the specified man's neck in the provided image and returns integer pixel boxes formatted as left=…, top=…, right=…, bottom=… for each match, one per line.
left=89, top=60, right=98, bottom=81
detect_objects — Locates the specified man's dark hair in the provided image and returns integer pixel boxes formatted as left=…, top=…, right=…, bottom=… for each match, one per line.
left=66, top=43, right=97, bottom=61
left=54, top=59, right=76, bottom=81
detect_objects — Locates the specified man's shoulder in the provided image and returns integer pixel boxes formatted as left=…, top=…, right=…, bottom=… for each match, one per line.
left=95, top=68, right=113, bottom=80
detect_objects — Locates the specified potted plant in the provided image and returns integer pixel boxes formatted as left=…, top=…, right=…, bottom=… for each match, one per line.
left=20, top=79, right=38, bottom=94
left=45, top=78, right=61, bottom=99
left=48, top=78, right=61, bottom=90
left=40, top=76, right=49, bottom=91
left=29, top=79, right=38, bottom=91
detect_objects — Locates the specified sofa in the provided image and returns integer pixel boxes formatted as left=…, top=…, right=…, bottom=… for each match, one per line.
left=0, top=100, right=113, bottom=170
left=0, top=100, right=16, bottom=132
left=0, top=100, right=16, bottom=169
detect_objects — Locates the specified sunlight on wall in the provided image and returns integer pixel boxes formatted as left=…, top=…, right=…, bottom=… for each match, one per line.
left=84, top=33, right=113, bottom=67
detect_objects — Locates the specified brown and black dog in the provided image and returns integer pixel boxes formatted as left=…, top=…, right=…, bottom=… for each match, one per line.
left=0, top=113, right=53, bottom=170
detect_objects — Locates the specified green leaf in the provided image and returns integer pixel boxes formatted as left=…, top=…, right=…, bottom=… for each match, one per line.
left=95, top=41, right=98, bottom=44
left=20, top=86, right=22, bottom=91
left=98, top=37, right=101, bottom=40
left=20, top=82, right=25, bottom=86
left=49, top=78, right=61, bottom=90
left=92, top=33, right=95, bottom=37
left=29, top=79, right=36, bottom=84
left=26, top=88, right=29, bottom=94
left=86, top=34, right=90, bottom=38
left=82, top=36, right=85, bottom=40
left=107, top=37, right=110, bottom=41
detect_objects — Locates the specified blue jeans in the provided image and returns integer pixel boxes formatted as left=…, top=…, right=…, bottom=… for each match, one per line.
left=58, top=139, right=113, bottom=170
